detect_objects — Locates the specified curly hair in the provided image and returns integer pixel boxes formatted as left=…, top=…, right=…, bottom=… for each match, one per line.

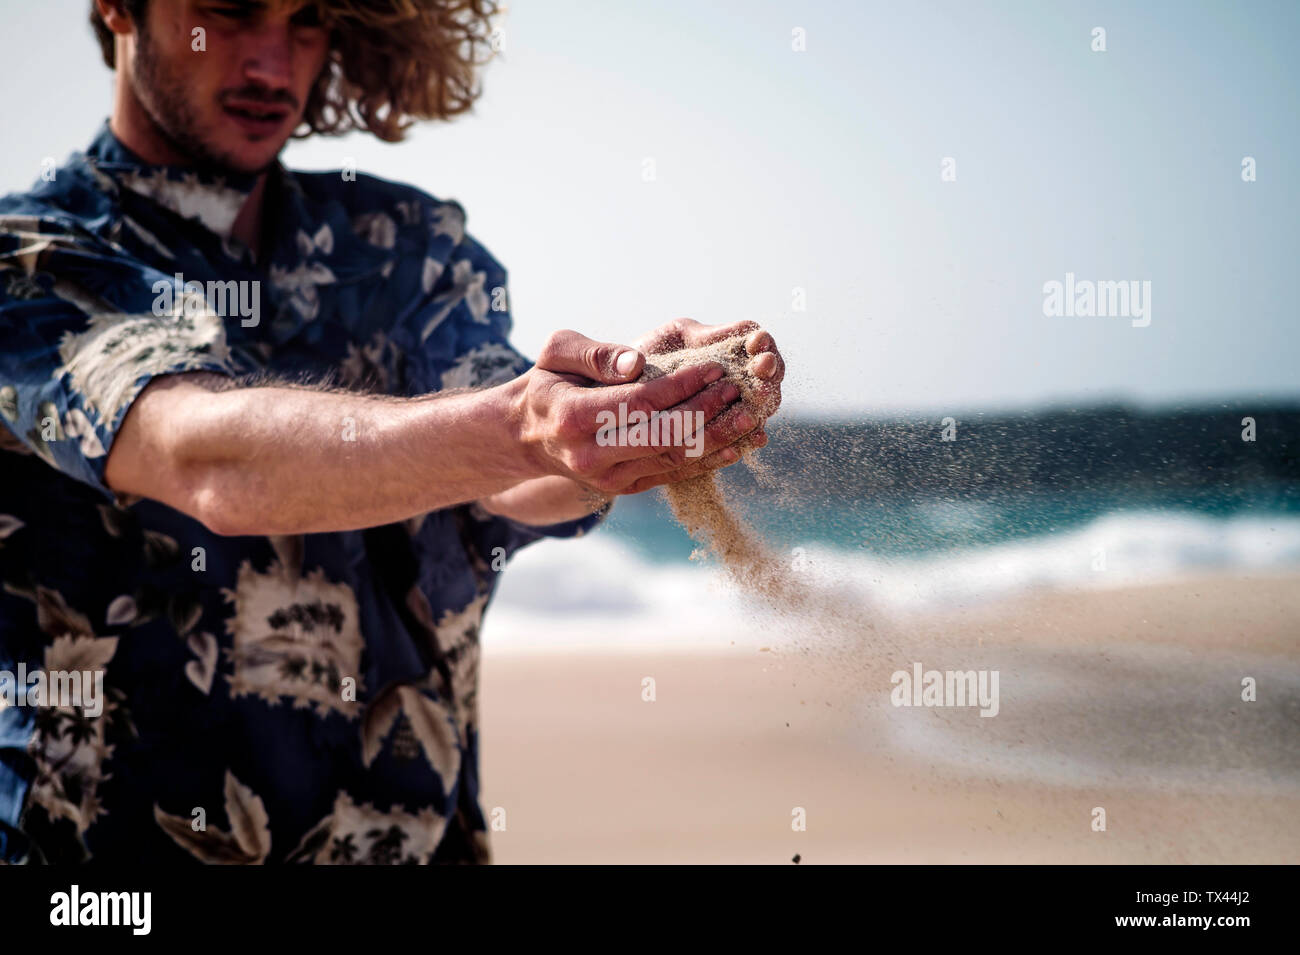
left=90, top=0, right=501, bottom=142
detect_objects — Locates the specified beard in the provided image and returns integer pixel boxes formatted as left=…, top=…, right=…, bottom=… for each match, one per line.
left=130, top=26, right=290, bottom=177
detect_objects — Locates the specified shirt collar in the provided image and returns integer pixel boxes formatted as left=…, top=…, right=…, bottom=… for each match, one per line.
left=84, top=120, right=267, bottom=240
left=78, top=121, right=401, bottom=344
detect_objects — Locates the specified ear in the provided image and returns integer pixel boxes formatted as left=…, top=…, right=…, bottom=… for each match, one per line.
left=95, top=0, right=136, bottom=36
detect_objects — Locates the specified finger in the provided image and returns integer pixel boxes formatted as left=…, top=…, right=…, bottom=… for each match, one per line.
left=632, top=317, right=709, bottom=355
left=669, top=376, right=736, bottom=433
left=686, top=319, right=760, bottom=349
left=537, top=329, right=644, bottom=383
left=635, top=319, right=696, bottom=354
left=599, top=399, right=762, bottom=487
left=745, top=328, right=775, bottom=355
left=744, top=329, right=785, bottom=383
left=600, top=376, right=738, bottom=452
left=746, top=377, right=782, bottom=420
left=750, top=351, right=781, bottom=381
left=582, top=378, right=741, bottom=471
left=572, top=360, right=726, bottom=434
left=692, top=400, right=765, bottom=457
left=621, top=444, right=746, bottom=495
left=637, top=318, right=759, bottom=356
left=625, top=428, right=773, bottom=495
left=737, top=427, right=769, bottom=454
left=634, top=378, right=740, bottom=452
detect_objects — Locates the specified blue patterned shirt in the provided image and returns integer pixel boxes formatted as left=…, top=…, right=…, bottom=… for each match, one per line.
left=0, top=123, right=603, bottom=864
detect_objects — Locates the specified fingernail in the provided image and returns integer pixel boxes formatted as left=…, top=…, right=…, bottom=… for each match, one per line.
left=722, top=448, right=739, bottom=462
left=705, top=365, right=725, bottom=383
left=723, top=384, right=740, bottom=402
left=615, top=351, right=639, bottom=376
left=737, top=413, right=756, bottom=430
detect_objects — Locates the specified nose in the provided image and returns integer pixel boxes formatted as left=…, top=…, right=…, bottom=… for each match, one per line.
left=241, top=23, right=293, bottom=90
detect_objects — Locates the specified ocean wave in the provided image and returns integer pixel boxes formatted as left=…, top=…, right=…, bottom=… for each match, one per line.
left=482, top=509, right=1300, bottom=652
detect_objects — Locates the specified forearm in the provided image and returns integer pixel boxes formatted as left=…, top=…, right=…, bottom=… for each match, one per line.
left=106, top=373, right=543, bottom=535
left=478, top=475, right=611, bottom=527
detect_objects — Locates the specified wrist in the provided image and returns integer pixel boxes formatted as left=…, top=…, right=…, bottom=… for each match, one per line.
left=484, top=374, right=550, bottom=484
left=488, top=372, right=548, bottom=482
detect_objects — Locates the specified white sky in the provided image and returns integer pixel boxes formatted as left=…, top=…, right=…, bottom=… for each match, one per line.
left=3, top=0, right=1296, bottom=416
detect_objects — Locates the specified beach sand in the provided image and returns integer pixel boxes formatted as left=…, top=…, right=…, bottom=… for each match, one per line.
left=478, top=573, right=1300, bottom=863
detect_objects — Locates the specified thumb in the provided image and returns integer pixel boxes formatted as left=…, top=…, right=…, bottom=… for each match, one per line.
left=537, top=329, right=645, bottom=383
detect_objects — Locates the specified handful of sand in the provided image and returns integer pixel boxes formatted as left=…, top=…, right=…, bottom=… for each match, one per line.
left=636, top=333, right=780, bottom=432
left=635, top=333, right=782, bottom=579
left=637, top=333, right=869, bottom=647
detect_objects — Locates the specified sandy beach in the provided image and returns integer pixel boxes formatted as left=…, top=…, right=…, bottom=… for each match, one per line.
left=478, top=573, right=1300, bottom=864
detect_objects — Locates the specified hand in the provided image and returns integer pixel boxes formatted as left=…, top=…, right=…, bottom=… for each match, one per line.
left=511, top=329, right=770, bottom=496
left=633, top=317, right=784, bottom=423
left=633, top=317, right=785, bottom=463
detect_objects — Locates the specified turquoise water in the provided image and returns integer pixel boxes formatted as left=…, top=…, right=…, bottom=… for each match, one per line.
left=604, top=481, right=1300, bottom=563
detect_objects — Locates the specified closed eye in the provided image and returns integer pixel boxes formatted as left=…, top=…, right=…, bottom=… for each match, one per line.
left=290, top=5, right=323, bottom=28
left=204, top=2, right=259, bottom=20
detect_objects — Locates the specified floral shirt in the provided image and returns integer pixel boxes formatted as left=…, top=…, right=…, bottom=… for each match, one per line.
left=0, top=123, right=603, bottom=864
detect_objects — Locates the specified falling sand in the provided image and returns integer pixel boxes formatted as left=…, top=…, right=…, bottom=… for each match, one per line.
left=564, top=335, right=1300, bottom=864
left=638, top=335, right=872, bottom=653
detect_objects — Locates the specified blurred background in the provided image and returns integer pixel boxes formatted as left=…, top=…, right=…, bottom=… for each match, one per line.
left=3, top=0, right=1297, bottom=862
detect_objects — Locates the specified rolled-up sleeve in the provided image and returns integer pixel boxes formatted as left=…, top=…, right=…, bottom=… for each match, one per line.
left=0, top=215, right=235, bottom=499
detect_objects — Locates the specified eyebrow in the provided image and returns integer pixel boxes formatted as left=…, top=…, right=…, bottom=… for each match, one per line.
left=204, top=1, right=320, bottom=15
left=207, top=0, right=271, bottom=11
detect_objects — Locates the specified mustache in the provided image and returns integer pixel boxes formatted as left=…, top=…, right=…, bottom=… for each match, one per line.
left=219, top=86, right=300, bottom=111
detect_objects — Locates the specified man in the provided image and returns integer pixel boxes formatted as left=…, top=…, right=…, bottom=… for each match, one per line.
left=0, top=0, right=783, bottom=863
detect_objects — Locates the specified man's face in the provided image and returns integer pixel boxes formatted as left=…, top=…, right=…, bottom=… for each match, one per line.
left=129, top=0, right=330, bottom=175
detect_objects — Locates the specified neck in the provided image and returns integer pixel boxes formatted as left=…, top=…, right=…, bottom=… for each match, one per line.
left=229, top=176, right=268, bottom=256
left=110, top=66, right=269, bottom=257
